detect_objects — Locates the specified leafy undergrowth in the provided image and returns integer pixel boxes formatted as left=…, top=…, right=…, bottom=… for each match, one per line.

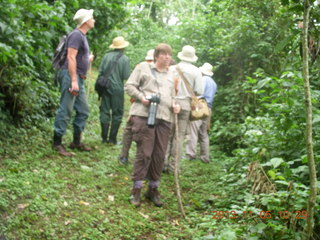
left=0, top=80, right=225, bottom=240
left=0, top=78, right=314, bottom=240
left=0, top=127, right=226, bottom=239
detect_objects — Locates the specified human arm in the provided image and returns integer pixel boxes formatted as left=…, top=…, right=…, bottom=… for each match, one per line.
left=67, top=48, right=79, bottom=96
left=193, top=70, right=204, bottom=96
left=124, top=64, right=147, bottom=104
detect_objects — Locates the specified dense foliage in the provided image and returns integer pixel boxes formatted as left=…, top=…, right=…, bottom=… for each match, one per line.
left=0, top=0, right=127, bottom=134
left=0, top=0, right=319, bottom=239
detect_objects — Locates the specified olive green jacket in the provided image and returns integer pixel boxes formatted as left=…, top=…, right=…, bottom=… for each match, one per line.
left=98, top=50, right=130, bottom=94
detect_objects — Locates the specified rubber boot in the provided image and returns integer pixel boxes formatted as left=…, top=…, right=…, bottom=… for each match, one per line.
left=129, top=188, right=141, bottom=207
left=101, top=123, right=109, bottom=143
left=109, top=121, right=121, bottom=145
left=144, top=187, right=163, bottom=207
left=70, top=132, right=92, bottom=151
left=53, top=131, right=62, bottom=146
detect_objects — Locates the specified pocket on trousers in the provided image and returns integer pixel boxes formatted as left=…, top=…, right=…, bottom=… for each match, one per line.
left=131, top=116, right=144, bottom=143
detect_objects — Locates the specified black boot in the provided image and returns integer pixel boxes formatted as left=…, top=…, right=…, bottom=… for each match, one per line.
left=144, top=187, right=163, bottom=207
left=53, top=131, right=62, bottom=146
left=129, top=188, right=141, bottom=207
left=70, top=132, right=92, bottom=151
left=101, top=123, right=109, bottom=143
left=109, top=122, right=121, bottom=145
left=53, top=132, right=74, bottom=156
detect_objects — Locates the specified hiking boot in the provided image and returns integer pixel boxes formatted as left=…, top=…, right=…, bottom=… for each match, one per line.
left=144, top=187, right=163, bottom=207
left=53, top=144, right=75, bottom=157
left=184, top=155, right=196, bottom=161
left=201, top=159, right=210, bottom=163
left=129, top=188, right=141, bottom=207
left=69, top=142, right=93, bottom=151
left=119, top=156, right=128, bottom=165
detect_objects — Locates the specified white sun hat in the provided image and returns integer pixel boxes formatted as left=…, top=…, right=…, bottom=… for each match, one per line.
left=199, top=62, right=214, bottom=76
left=177, top=45, right=198, bottom=63
left=145, top=49, right=154, bottom=61
left=73, top=9, right=94, bottom=28
left=109, top=36, right=130, bottom=49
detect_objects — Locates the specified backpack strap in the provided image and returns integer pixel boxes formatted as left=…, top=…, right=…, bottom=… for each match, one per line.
left=176, top=65, right=195, bottom=97
left=102, top=51, right=123, bottom=78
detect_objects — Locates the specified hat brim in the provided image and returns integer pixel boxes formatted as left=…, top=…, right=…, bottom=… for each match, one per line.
left=109, top=41, right=129, bottom=49
left=177, top=52, right=198, bottom=63
left=76, top=9, right=94, bottom=28
left=199, top=67, right=213, bottom=76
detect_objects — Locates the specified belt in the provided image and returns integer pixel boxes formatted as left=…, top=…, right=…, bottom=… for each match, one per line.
left=79, top=74, right=87, bottom=79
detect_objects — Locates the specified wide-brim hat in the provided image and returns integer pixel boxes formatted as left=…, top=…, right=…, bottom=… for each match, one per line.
left=109, top=36, right=129, bottom=49
left=199, top=62, right=214, bottom=76
left=177, top=45, right=198, bottom=63
left=145, top=49, right=154, bottom=61
left=74, top=9, right=94, bottom=28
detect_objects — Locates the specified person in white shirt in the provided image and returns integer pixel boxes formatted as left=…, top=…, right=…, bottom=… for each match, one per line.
left=163, top=45, right=203, bottom=174
left=186, top=63, right=217, bottom=163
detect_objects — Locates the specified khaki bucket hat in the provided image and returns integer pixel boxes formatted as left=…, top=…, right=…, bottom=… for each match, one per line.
left=199, top=63, right=214, bottom=76
left=145, top=49, right=154, bottom=61
left=109, top=36, right=129, bottom=49
left=177, top=45, right=198, bottom=63
left=73, top=9, right=94, bottom=28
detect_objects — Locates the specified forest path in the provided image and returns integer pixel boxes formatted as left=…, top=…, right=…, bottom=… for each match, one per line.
left=0, top=70, right=228, bottom=239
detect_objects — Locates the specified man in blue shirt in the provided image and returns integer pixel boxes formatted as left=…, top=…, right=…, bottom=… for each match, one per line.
left=185, top=62, right=217, bottom=163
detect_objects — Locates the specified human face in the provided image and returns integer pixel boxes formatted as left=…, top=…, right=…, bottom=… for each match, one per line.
left=155, top=52, right=172, bottom=70
left=86, top=18, right=95, bottom=29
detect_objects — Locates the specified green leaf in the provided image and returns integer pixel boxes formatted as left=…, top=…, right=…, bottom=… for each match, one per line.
left=275, top=180, right=289, bottom=186
left=268, top=170, right=276, bottom=180
left=270, top=158, right=284, bottom=168
left=0, top=21, right=6, bottom=33
left=274, top=35, right=294, bottom=52
left=312, top=114, right=320, bottom=124
left=254, top=223, right=267, bottom=233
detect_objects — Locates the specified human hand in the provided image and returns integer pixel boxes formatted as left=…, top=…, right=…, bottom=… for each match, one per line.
left=89, top=54, right=95, bottom=62
left=172, top=103, right=181, bottom=114
left=141, top=97, right=150, bottom=106
left=69, top=82, right=79, bottom=96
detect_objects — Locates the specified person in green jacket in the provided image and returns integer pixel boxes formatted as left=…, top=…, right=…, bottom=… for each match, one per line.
left=98, top=36, right=131, bottom=144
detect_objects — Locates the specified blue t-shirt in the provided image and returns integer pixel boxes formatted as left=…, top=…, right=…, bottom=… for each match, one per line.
left=62, top=29, right=90, bottom=76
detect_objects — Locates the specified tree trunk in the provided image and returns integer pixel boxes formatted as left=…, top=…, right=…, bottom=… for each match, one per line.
left=302, top=1, right=317, bottom=239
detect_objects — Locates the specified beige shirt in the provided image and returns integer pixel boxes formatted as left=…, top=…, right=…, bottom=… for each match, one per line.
left=124, top=62, right=175, bottom=123
left=170, top=61, right=203, bottom=110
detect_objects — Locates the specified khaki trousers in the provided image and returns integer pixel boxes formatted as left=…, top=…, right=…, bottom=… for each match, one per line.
left=185, top=115, right=210, bottom=162
left=120, top=116, right=133, bottom=159
left=164, top=109, right=190, bottom=172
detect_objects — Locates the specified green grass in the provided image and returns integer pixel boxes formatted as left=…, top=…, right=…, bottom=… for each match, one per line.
left=1, top=71, right=311, bottom=239
left=0, top=73, right=229, bottom=240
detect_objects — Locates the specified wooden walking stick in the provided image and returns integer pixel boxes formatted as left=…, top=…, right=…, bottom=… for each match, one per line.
left=86, top=53, right=93, bottom=100
left=173, top=111, right=187, bottom=219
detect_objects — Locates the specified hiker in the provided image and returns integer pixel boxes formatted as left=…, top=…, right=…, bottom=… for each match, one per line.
left=186, top=63, right=217, bottom=163
left=98, top=36, right=131, bottom=144
left=124, top=44, right=181, bottom=207
left=163, top=45, right=203, bottom=173
left=119, top=49, right=155, bottom=165
left=52, top=9, right=95, bottom=156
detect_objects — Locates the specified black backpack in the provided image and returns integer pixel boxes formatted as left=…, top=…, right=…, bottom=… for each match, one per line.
left=95, top=52, right=123, bottom=99
left=52, top=34, right=68, bottom=69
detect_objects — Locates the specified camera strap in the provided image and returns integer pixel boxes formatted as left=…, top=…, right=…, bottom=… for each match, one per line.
left=149, top=64, right=161, bottom=97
